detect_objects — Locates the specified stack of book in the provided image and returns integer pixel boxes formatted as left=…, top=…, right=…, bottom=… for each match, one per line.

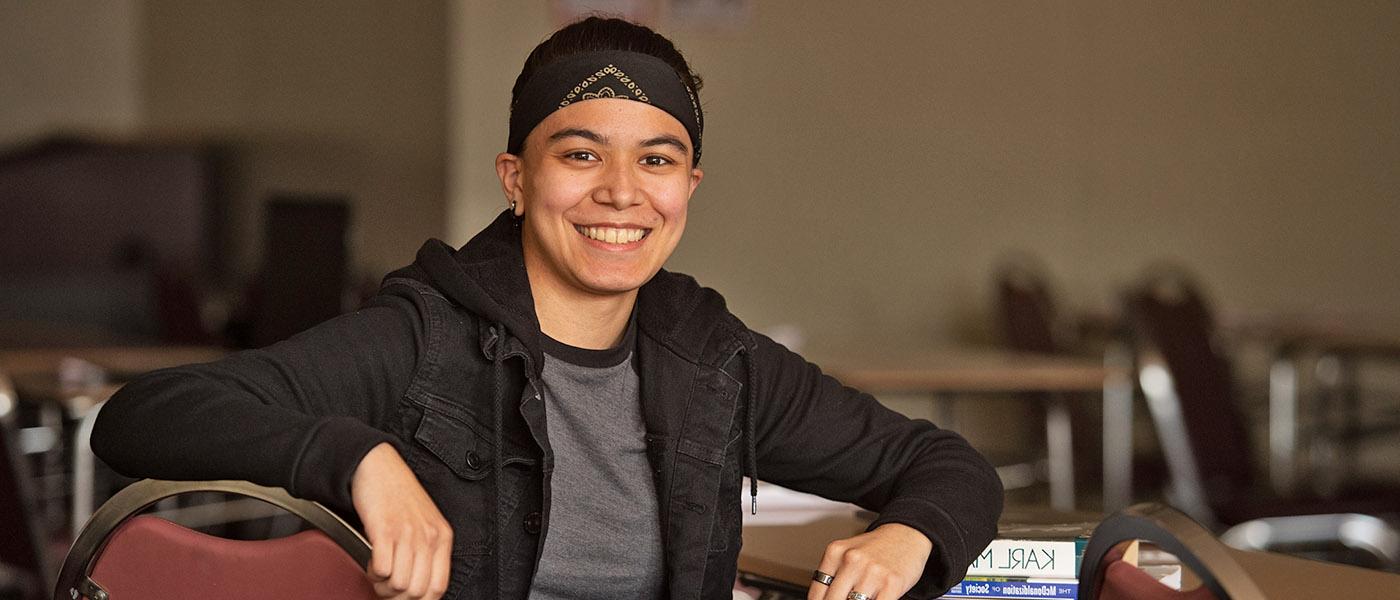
left=939, top=511, right=1186, bottom=599
left=939, top=511, right=1095, bottom=599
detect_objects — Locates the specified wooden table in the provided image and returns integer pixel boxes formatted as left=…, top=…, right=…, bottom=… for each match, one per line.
left=812, top=346, right=1135, bottom=512
left=1226, top=546, right=1400, bottom=597
left=0, top=345, right=226, bottom=379
left=742, top=501, right=1400, bottom=597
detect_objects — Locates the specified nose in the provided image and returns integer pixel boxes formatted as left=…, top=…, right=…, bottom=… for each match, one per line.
left=594, top=160, right=642, bottom=209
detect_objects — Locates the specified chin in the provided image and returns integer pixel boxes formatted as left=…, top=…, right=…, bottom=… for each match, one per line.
left=579, top=270, right=656, bottom=296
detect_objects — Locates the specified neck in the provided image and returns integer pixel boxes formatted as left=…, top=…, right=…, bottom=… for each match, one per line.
left=528, top=277, right=636, bottom=351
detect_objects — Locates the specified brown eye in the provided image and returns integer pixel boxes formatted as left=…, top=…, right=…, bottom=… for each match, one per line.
left=641, top=155, right=673, bottom=166
left=567, top=151, right=599, bottom=162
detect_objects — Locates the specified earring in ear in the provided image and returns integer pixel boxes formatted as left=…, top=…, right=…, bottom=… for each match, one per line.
left=509, top=200, right=517, bottom=214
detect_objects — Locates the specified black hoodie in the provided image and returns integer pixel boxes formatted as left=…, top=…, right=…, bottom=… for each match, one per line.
left=95, top=211, right=1002, bottom=599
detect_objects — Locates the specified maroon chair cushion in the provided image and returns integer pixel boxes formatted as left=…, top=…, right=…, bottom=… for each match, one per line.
left=1100, top=560, right=1220, bottom=600
left=85, top=515, right=376, bottom=599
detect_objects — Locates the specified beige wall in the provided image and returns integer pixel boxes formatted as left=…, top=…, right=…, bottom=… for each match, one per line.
left=451, top=2, right=1400, bottom=351
left=6, top=2, right=1396, bottom=348
left=139, top=0, right=448, bottom=279
left=1, top=1, right=447, bottom=280
left=0, top=0, right=143, bottom=145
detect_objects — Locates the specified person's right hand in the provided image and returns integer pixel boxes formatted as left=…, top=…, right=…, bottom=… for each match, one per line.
left=351, top=442, right=454, bottom=599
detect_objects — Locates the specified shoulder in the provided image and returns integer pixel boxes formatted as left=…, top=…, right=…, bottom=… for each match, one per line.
left=371, top=268, right=485, bottom=356
left=637, top=268, right=751, bottom=359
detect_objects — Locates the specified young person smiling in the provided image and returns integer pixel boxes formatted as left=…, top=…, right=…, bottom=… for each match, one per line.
left=94, top=17, right=1001, bottom=600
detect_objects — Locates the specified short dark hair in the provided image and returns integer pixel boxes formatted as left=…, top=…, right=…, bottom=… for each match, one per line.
left=510, top=17, right=704, bottom=150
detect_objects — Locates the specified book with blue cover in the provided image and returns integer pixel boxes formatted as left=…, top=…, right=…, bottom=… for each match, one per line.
left=941, top=578, right=1079, bottom=599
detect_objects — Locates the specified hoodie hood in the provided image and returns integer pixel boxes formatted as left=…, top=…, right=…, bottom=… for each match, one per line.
left=385, top=210, right=745, bottom=375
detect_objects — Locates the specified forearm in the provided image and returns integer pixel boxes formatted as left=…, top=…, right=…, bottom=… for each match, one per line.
left=92, top=301, right=420, bottom=513
left=748, top=333, right=1002, bottom=594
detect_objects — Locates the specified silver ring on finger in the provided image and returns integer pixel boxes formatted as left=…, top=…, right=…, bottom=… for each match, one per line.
left=847, top=592, right=873, bottom=600
left=812, top=570, right=835, bottom=586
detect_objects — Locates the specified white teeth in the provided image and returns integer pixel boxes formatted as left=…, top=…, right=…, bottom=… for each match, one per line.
left=577, top=225, right=647, bottom=244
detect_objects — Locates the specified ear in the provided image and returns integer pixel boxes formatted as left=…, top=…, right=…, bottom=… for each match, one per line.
left=496, top=152, right=524, bottom=215
left=687, top=167, right=704, bottom=198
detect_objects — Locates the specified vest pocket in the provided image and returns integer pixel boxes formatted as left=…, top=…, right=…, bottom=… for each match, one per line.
left=408, top=407, right=498, bottom=563
left=414, top=407, right=492, bottom=481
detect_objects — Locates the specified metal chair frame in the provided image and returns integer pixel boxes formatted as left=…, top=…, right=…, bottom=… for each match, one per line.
left=1134, top=327, right=1400, bottom=571
left=1080, top=502, right=1267, bottom=600
left=52, top=479, right=370, bottom=600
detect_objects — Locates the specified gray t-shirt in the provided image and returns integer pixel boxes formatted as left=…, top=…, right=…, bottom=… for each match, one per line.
left=527, top=321, right=664, bottom=599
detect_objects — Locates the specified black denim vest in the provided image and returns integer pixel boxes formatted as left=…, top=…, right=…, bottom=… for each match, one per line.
left=383, top=276, right=748, bottom=599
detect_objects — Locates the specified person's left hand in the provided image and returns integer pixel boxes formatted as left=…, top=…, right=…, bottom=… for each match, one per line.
left=808, top=523, right=932, bottom=600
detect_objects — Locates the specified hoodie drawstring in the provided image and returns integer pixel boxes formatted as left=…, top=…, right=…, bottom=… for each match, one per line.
left=490, top=323, right=507, bottom=597
left=739, top=332, right=760, bottom=515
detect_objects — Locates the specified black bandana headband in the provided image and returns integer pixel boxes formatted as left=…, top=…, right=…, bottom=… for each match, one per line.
left=508, top=51, right=703, bottom=164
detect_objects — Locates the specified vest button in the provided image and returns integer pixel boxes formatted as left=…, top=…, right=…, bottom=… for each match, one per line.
left=465, top=450, right=482, bottom=470
left=523, top=511, right=542, bottom=534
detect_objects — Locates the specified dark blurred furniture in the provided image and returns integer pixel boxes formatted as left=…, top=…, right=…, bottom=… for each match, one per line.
left=53, top=479, right=375, bottom=600
left=241, top=197, right=350, bottom=348
left=1125, top=271, right=1400, bottom=568
left=0, top=346, right=227, bottom=541
left=1259, top=321, right=1400, bottom=497
left=993, top=258, right=1138, bottom=510
left=0, top=138, right=223, bottom=346
left=0, top=371, right=48, bottom=600
left=995, top=260, right=1095, bottom=507
left=996, top=258, right=1063, bottom=355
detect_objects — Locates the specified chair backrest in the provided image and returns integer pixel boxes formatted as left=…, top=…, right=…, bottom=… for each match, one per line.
left=995, top=258, right=1062, bottom=354
left=1125, top=272, right=1255, bottom=518
left=53, top=479, right=376, bottom=600
left=0, top=369, right=48, bottom=599
left=1081, top=503, right=1266, bottom=600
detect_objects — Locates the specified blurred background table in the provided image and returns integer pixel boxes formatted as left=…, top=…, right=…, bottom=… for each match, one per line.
left=814, top=347, right=1134, bottom=511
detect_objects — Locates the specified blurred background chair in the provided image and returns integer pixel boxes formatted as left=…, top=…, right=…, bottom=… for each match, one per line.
left=993, top=255, right=1150, bottom=510
left=1, top=370, right=49, bottom=600
left=53, top=479, right=375, bottom=600
left=1125, top=268, right=1400, bottom=569
left=993, top=257, right=1090, bottom=505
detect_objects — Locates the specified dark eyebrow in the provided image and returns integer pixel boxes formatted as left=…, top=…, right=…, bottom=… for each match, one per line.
left=641, top=134, right=689, bottom=154
left=548, top=128, right=608, bottom=145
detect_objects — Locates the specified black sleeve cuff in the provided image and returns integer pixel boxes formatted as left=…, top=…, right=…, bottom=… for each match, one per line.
left=867, top=497, right=972, bottom=599
left=289, top=416, right=398, bottom=517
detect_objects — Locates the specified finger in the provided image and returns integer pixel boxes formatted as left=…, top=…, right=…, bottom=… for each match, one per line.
left=388, top=530, right=417, bottom=594
left=833, top=546, right=880, bottom=600
left=372, top=578, right=402, bottom=599
left=368, top=536, right=395, bottom=582
left=811, top=541, right=847, bottom=600
left=426, top=527, right=452, bottom=599
left=406, top=531, right=435, bottom=598
left=824, top=565, right=861, bottom=600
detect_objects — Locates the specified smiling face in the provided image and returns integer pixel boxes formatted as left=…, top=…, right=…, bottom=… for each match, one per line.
left=497, top=98, right=703, bottom=307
